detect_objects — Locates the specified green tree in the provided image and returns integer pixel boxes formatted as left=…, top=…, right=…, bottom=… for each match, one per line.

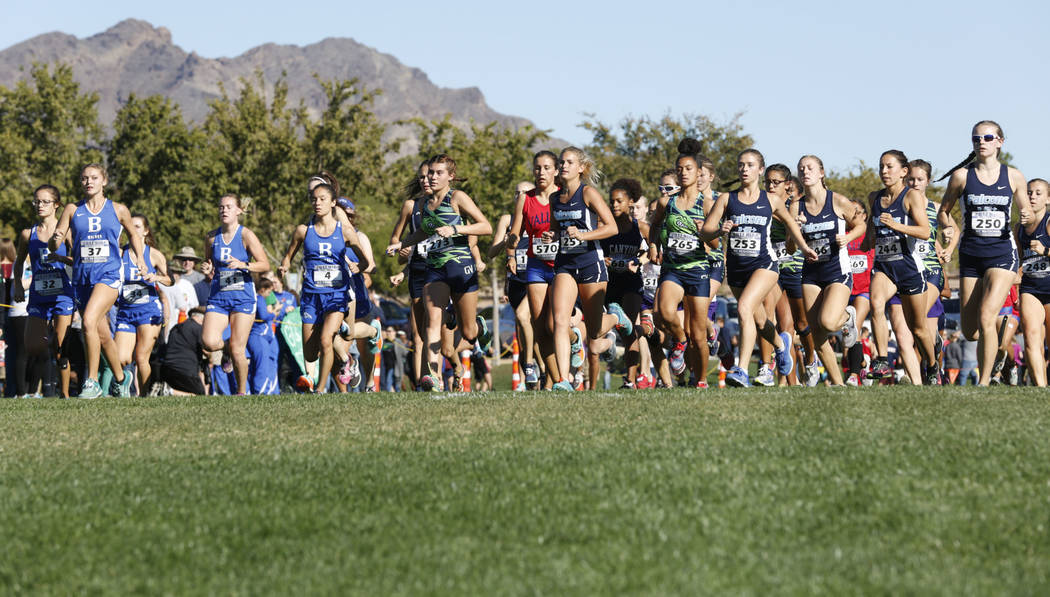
left=107, top=94, right=222, bottom=253
left=0, top=63, right=103, bottom=236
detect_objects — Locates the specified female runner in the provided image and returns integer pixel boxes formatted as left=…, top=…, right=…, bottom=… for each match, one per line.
left=280, top=183, right=369, bottom=393
left=601, top=178, right=648, bottom=387
left=866, top=150, right=937, bottom=384
left=13, top=185, right=75, bottom=398
left=796, top=155, right=867, bottom=386
left=1017, top=178, right=1050, bottom=386
left=115, top=214, right=172, bottom=395
left=50, top=164, right=145, bottom=398
left=388, top=162, right=432, bottom=388
left=765, top=163, right=800, bottom=385
left=702, top=149, right=815, bottom=387
left=386, top=154, right=492, bottom=391
left=489, top=183, right=537, bottom=386
left=648, top=140, right=713, bottom=386
left=202, top=194, right=271, bottom=396
left=844, top=199, right=874, bottom=385
left=507, top=151, right=563, bottom=388
left=545, top=147, right=628, bottom=392
left=937, top=120, right=1031, bottom=386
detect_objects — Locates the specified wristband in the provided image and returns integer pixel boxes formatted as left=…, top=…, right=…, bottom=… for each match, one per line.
left=452, top=225, right=458, bottom=235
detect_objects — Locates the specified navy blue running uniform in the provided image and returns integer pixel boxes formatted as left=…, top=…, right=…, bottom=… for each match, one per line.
left=872, top=188, right=926, bottom=296
left=601, top=218, right=644, bottom=304
left=552, top=184, right=607, bottom=283
left=724, top=190, right=776, bottom=288
left=959, top=164, right=1018, bottom=278
left=800, top=190, right=852, bottom=288
left=1019, top=212, right=1050, bottom=304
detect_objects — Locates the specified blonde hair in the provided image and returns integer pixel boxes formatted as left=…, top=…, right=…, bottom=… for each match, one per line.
left=561, top=147, right=602, bottom=187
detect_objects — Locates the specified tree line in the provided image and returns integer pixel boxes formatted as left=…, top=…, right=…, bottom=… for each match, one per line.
left=1, top=62, right=890, bottom=295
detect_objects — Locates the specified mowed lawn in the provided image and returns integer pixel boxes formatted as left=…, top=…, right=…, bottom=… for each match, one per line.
left=2, top=387, right=1049, bottom=595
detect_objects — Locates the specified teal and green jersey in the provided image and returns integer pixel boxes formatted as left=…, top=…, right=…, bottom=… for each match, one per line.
left=421, top=191, right=471, bottom=268
left=921, top=199, right=940, bottom=273
left=660, top=192, right=707, bottom=270
left=772, top=198, right=803, bottom=273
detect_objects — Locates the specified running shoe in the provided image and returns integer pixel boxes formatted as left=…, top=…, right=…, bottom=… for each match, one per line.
left=696, top=380, right=709, bottom=389
left=570, top=327, right=583, bottom=368
left=78, top=378, right=103, bottom=399
left=774, top=331, right=794, bottom=376
left=923, top=364, right=940, bottom=386
left=345, top=356, right=362, bottom=388
left=619, top=381, right=635, bottom=389
left=805, top=362, right=821, bottom=387
left=640, top=312, right=655, bottom=337
left=846, top=374, right=860, bottom=387
left=866, top=357, right=892, bottom=380
left=753, top=364, right=774, bottom=387
left=841, top=306, right=858, bottom=348
left=708, top=325, right=720, bottom=353
left=990, top=352, right=1007, bottom=380
left=476, top=315, right=493, bottom=353
left=552, top=380, right=575, bottom=391
left=337, top=359, right=354, bottom=385
left=445, top=306, right=457, bottom=330
left=524, top=363, right=539, bottom=385
left=118, top=368, right=134, bottom=397
left=607, top=302, right=633, bottom=343
left=296, top=375, right=314, bottom=393
left=600, top=330, right=618, bottom=363
left=368, top=319, right=383, bottom=354
left=338, top=321, right=352, bottom=340
left=1009, top=366, right=1019, bottom=386
left=669, top=341, right=687, bottom=376
left=725, top=366, right=751, bottom=388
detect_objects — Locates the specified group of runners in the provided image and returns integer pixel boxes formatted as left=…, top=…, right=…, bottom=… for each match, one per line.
left=14, top=119, right=1049, bottom=397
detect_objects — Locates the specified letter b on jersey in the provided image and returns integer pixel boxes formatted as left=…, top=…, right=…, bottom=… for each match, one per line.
left=88, top=217, right=102, bottom=233
left=319, top=242, right=332, bottom=256
left=219, top=247, right=232, bottom=262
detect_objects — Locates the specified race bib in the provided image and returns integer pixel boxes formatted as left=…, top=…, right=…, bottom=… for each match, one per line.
left=875, top=236, right=903, bottom=261
left=609, top=258, right=632, bottom=272
left=810, top=238, right=832, bottom=262
left=560, top=234, right=585, bottom=254
left=312, top=264, right=343, bottom=288
left=80, top=240, right=109, bottom=263
left=667, top=232, right=698, bottom=255
left=971, top=211, right=1006, bottom=237
left=121, top=283, right=149, bottom=305
left=532, top=238, right=558, bottom=259
left=850, top=254, right=869, bottom=274
left=1022, top=255, right=1050, bottom=278
left=515, top=248, right=528, bottom=270
left=729, top=230, right=761, bottom=257
left=773, top=241, right=790, bottom=263
left=917, top=241, right=932, bottom=256
left=33, top=272, right=63, bottom=296
left=219, top=269, right=246, bottom=291
left=419, top=234, right=452, bottom=257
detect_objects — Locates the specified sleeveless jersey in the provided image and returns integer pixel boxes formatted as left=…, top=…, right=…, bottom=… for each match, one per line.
left=552, top=183, right=602, bottom=268
left=771, top=198, right=803, bottom=273
left=1019, top=212, right=1050, bottom=295
left=660, top=192, right=707, bottom=271
left=641, top=262, right=660, bottom=302
left=508, top=228, right=530, bottom=284
left=28, top=226, right=71, bottom=303
left=846, top=237, right=874, bottom=295
left=420, top=191, right=471, bottom=267
left=801, top=190, right=850, bottom=274
left=209, top=225, right=255, bottom=298
left=522, top=190, right=557, bottom=265
left=725, top=190, right=776, bottom=271
left=960, top=164, right=1014, bottom=256
left=920, top=199, right=940, bottom=273
left=872, top=188, right=923, bottom=272
left=70, top=199, right=121, bottom=285
left=303, top=220, right=349, bottom=293
left=118, top=244, right=161, bottom=309
left=704, top=190, right=725, bottom=272
left=408, top=197, right=429, bottom=269
left=601, top=219, right=644, bottom=276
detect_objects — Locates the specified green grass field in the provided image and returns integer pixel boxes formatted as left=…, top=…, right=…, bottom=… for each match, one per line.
left=3, top=386, right=1049, bottom=595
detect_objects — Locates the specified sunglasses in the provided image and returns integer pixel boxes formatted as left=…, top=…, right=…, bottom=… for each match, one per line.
left=658, top=184, right=681, bottom=194
left=972, top=134, right=1000, bottom=143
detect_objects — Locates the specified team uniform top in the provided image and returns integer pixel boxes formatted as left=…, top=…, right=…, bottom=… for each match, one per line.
left=420, top=191, right=472, bottom=268
left=920, top=200, right=940, bottom=274
left=118, top=244, right=161, bottom=311
left=508, top=231, right=530, bottom=284
left=801, top=190, right=851, bottom=280
left=27, top=226, right=71, bottom=304
left=522, top=190, right=557, bottom=266
left=1019, top=212, right=1050, bottom=295
left=601, top=219, right=644, bottom=277
left=959, top=164, right=1015, bottom=257
left=209, top=225, right=256, bottom=300
left=251, top=294, right=275, bottom=337
left=871, top=188, right=924, bottom=273
left=70, top=199, right=122, bottom=286
left=407, top=197, right=429, bottom=273
left=659, top=193, right=707, bottom=271
left=847, top=236, right=874, bottom=295
left=552, top=184, right=603, bottom=268
left=302, top=221, right=350, bottom=294
left=704, top=191, right=724, bottom=269
left=771, top=200, right=803, bottom=275
left=724, top=191, right=776, bottom=272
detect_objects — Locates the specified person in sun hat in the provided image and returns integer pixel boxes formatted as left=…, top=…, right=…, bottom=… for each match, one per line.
left=173, top=245, right=204, bottom=285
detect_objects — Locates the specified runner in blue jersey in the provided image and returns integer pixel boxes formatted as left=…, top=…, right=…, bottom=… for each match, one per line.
left=202, top=194, right=271, bottom=396
left=335, top=198, right=385, bottom=391
left=601, top=178, right=648, bottom=388
left=764, top=164, right=801, bottom=386
left=280, top=183, right=371, bottom=393
left=865, top=150, right=937, bottom=385
left=248, top=277, right=279, bottom=395
left=702, top=149, right=816, bottom=387
left=648, top=139, right=714, bottom=387
left=543, top=147, right=630, bottom=391
left=1017, top=179, right=1050, bottom=386
left=388, top=162, right=432, bottom=388
left=796, top=155, right=867, bottom=386
left=114, top=214, right=173, bottom=395
left=937, top=120, right=1032, bottom=386
left=13, top=185, right=75, bottom=398
left=386, top=154, right=493, bottom=391
left=50, top=164, right=146, bottom=399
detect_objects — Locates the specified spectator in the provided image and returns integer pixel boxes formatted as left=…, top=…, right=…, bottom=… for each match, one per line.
left=159, top=253, right=199, bottom=338
left=471, top=346, right=492, bottom=391
left=943, top=332, right=963, bottom=385
left=161, top=306, right=206, bottom=395
left=193, top=259, right=215, bottom=306
left=958, top=338, right=979, bottom=386
left=380, top=325, right=407, bottom=392
left=173, top=246, right=204, bottom=285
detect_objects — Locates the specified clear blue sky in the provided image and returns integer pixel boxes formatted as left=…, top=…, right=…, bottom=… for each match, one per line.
left=5, top=0, right=1049, bottom=178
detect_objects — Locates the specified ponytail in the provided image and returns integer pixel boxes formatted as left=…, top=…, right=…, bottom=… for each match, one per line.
left=936, top=151, right=975, bottom=182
